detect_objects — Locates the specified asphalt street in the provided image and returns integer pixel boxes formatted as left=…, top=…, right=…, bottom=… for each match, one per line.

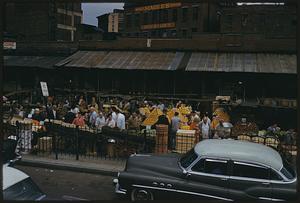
left=15, top=165, right=120, bottom=200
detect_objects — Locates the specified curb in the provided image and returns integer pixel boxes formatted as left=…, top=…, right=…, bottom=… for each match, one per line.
left=16, top=159, right=119, bottom=176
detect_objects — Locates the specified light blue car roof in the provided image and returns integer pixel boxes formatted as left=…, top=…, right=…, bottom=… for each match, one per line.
left=194, top=139, right=283, bottom=171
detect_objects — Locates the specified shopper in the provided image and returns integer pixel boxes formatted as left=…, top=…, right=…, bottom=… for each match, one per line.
left=95, top=112, right=106, bottom=130
left=72, top=113, right=85, bottom=127
left=170, top=112, right=181, bottom=150
left=127, top=112, right=140, bottom=130
left=116, top=109, right=126, bottom=130
left=199, top=117, right=211, bottom=139
left=89, top=107, right=98, bottom=127
left=64, top=107, right=76, bottom=124
left=106, top=113, right=116, bottom=128
left=203, top=112, right=211, bottom=126
left=155, top=108, right=170, bottom=126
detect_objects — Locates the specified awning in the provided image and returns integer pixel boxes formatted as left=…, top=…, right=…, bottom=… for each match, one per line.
left=186, top=53, right=296, bottom=74
left=4, top=56, right=66, bottom=69
left=55, top=51, right=184, bottom=71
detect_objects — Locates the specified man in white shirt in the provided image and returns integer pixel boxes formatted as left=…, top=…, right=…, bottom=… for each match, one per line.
left=111, top=107, right=118, bottom=125
left=106, top=114, right=116, bottom=128
left=89, top=107, right=98, bottom=127
left=116, top=109, right=126, bottom=130
left=95, top=112, right=106, bottom=130
left=199, top=117, right=210, bottom=139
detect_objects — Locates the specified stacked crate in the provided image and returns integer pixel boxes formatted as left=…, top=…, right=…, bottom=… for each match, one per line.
left=155, top=125, right=168, bottom=154
left=176, top=130, right=196, bottom=153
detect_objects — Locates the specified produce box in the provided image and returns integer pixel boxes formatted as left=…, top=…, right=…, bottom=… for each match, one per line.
left=37, top=137, right=52, bottom=152
left=237, top=135, right=251, bottom=142
left=176, top=130, right=195, bottom=153
left=251, top=136, right=265, bottom=144
left=155, top=125, right=168, bottom=154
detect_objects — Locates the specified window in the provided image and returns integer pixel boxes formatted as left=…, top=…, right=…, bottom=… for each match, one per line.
left=181, top=29, right=187, bottom=38
left=280, top=159, right=296, bottom=180
left=192, top=159, right=205, bottom=172
left=162, top=9, right=168, bottom=23
left=192, top=159, right=228, bottom=176
left=135, top=14, right=140, bottom=26
left=224, top=14, right=233, bottom=32
left=126, top=14, right=132, bottom=27
left=270, top=169, right=283, bottom=181
left=144, top=12, right=148, bottom=24
left=152, top=10, right=158, bottom=23
left=4, top=178, right=44, bottom=200
left=180, top=149, right=198, bottom=168
left=233, top=162, right=269, bottom=180
left=205, top=159, right=228, bottom=175
left=182, top=8, right=188, bottom=22
left=173, top=9, right=177, bottom=22
left=193, top=7, right=199, bottom=21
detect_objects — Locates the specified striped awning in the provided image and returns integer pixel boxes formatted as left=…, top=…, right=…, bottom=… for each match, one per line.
left=186, top=53, right=296, bottom=74
left=55, top=51, right=184, bottom=71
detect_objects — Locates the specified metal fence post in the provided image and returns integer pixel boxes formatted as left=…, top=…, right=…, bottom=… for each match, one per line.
left=76, top=126, right=79, bottom=160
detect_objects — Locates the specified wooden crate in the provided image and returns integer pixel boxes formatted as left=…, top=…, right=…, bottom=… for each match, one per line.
left=37, top=137, right=52, bottom=152
left=176, top=130, right=195, bottom=153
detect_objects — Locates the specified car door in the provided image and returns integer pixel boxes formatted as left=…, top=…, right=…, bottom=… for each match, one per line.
left=183, top=158, right=231, bottom=201
left=228, top=161, right=272, bottom=200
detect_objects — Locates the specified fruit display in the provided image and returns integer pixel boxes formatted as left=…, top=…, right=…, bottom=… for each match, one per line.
left=232, top=121, right=259, bottom=137
left=142, top=108, right=163, bottom=126
left=213, top=108, right=230, bottom=122
left=178, top=105, right=192, bottom=115
left=139, top=107, right=151, bottom=116
left=167, top=108, right=188, bottom=124
left=180, top=125, right=190, bottom=130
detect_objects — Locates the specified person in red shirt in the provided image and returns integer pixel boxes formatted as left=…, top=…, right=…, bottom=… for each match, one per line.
left=72, top=112, right=85, bottom=127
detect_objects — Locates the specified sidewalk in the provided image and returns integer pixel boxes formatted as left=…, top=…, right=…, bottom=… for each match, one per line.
left=17, top=154, right=126, bottom=176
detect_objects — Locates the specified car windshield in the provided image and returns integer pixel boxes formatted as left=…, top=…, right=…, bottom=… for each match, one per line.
left=4, top=177, right=45, bottom=200
left=179, top=148, right=198, bottom=168
left=280, top=159, right=296, bottom=180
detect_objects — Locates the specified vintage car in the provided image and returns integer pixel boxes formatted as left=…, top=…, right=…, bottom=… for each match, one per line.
left=3, top=164, right=46, bottom=200
left=113, top=139, right=297, bottom=201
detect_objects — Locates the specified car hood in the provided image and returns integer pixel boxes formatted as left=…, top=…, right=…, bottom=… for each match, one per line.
left=126, top=153, right=183, bottom=177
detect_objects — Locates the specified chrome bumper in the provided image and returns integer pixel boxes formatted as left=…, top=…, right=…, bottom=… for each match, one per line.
left=113, top=179, right=127, bottom=195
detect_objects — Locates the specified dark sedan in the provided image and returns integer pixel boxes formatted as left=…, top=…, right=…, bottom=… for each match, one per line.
left=114, top=139, right=297, bottom=201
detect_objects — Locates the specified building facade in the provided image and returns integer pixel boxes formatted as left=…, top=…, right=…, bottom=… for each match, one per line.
left=97, top=9, right=124, bottom=33
left=4, top=1, right=82, bottom=41
left=122, top=1, right=296, bottom=39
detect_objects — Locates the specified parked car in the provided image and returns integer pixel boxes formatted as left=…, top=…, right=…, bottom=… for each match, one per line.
left=3, top=164, right=46, bottom=200
left=114, top=139, right=297, bottom=201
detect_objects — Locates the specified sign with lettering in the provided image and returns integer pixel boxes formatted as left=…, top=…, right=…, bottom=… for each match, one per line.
left=134, top=3, right=182, bottom=12
left=40, top=82, right=49, bottom=97
left=141, top=22, right=176, bottom=30
left=3, top=41, right=16, bottom=50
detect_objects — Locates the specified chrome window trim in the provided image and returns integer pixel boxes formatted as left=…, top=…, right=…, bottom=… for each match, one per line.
left=258, top=197, right=285, bottom=201
left=228, top=175, right=270, bottom=183
left=188, top=171, right=230, bottom=179
left=187, top=157, right=230, bottom=178
left=232, top=160, right=290, bottom=182
left=132, top=184, right=233, bottom=201
left=233, top=161, right=268, bottom=169
left=206, top=159, right=228, bottom=163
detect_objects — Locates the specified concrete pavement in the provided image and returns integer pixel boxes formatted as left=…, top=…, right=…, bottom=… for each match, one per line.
left=17, top=154, right=126, bottom=176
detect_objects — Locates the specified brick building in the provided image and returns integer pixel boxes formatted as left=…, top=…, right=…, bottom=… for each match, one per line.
left=3, top=1, right=82, bottom=41
left=122, top=1, right=296, bottom=39
left=97, top=9, right=124, bottom=33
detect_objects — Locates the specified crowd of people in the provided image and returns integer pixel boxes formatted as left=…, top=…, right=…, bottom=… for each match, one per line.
left=5, top=95, right=222, bottom=139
